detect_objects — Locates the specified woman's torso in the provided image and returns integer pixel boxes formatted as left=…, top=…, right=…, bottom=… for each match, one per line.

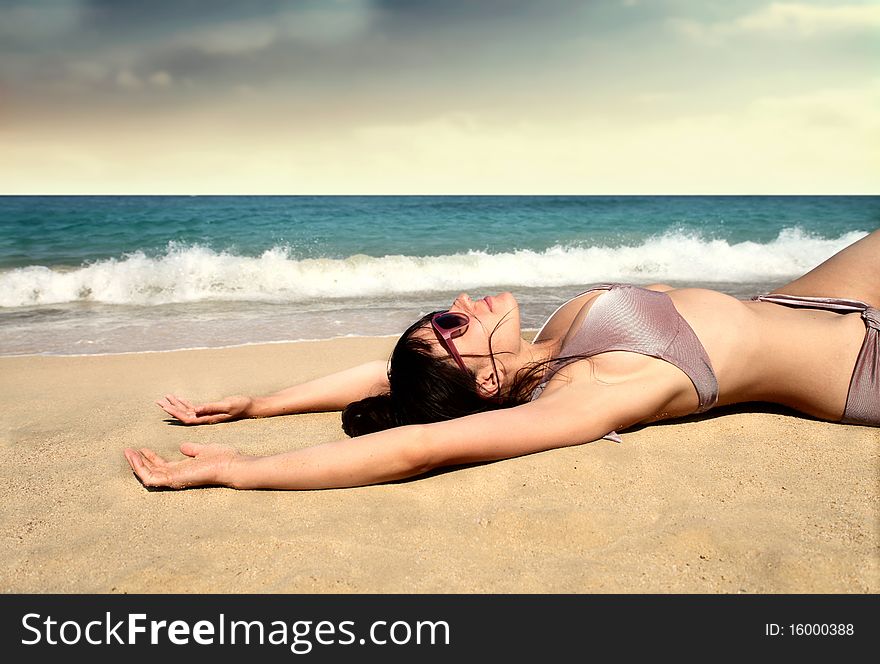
left=532, top=284, right=868, bottom=424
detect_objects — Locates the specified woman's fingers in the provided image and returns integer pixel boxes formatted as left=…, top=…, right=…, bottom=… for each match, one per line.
left=179, top=442, right=203, bottom=457
left=165, top=394, right=231, bottom=417
left=155, top=395, right=236, bottom=425
left=139, top=447, right=167, bottom=466
left=174, top=407, right=231, bottom=425
left=125, top=448, right=169, bottom=487
left=124, top=447, right=139, bottom=471
left=166, top=394, right=196, bottom=416
left=201, top=412, right=233, bottom=424
left=125, top=448, right=193, bottom=488
left=195, top=401, right=231, bottom=416
left=125, top=445, right=229, bottom=489
left=178, top=397, right=197, bottom=411
left=156, top=400, right=191, bottom=424
left=156, top=396, right=188, bottom=418
left=156, top=396, right=207, bottom=424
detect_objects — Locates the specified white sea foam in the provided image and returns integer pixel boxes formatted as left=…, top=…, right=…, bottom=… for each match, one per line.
left=0, top=227, right=867, bottom=307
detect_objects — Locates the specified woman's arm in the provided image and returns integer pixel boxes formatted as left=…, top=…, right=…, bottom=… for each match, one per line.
left=157, top=360, right=390, bottom=424
left=247, top=360, right=390, bottom=416
left=128, top=372, right=670, bottom=490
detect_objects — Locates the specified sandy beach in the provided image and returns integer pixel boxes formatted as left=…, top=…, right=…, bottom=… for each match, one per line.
left=0, top=336, right=877, bottom=594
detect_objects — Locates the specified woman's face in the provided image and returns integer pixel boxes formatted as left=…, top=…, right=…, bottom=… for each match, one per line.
left=422, top=291, right=522, bottom=371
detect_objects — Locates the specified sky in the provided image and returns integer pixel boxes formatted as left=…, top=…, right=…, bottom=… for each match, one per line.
left=1, top=0, right=878, bottom=194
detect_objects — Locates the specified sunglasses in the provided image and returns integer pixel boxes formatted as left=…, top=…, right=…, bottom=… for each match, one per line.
left=431, top=310, right=470, bottom=373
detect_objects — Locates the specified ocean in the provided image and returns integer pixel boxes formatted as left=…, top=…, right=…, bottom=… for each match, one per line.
left=1, top=195, right=877, bottom=356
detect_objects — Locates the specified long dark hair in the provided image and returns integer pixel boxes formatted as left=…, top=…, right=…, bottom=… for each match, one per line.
left=341, top=309, right=572, bottom=437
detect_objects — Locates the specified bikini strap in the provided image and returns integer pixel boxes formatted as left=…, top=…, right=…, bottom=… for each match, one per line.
left=753, top=293, right=869, bottom=313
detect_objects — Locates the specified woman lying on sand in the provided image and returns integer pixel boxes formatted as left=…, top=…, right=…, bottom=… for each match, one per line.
left=124, top=230, right=879, bottom=490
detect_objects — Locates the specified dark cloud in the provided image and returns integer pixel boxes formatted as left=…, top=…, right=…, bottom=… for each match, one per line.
left=4, top=0, right=870, bottom=130
left=373, top=0, right=540, bottom=20
left=369, top=0, right=670, bottom=30
left=76, top=0, right=286, bottom=31
left=0, top=0, right=685, bottom=121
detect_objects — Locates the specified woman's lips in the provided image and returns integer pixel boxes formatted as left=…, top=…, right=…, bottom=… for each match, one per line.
left=484, top=296, right=493, bottom=312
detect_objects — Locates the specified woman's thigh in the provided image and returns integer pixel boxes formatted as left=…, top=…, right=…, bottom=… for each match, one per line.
left=772, top=229, right=880, bottom=307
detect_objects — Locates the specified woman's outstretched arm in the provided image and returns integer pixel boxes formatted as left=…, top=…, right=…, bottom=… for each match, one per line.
left=127, top=372, right=671, bottom=490
left=156, top=360, right=390, bottom=424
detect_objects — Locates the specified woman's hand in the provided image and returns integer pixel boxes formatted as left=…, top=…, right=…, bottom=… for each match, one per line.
left=156, top=394, right=253, bottom=425
left=124, top=443, right=240, bottom=489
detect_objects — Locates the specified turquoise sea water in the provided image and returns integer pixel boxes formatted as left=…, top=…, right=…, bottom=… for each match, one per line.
left=1, top=195, right=877, bottom=355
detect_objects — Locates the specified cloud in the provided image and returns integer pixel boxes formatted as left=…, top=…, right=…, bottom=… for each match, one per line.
left=747, top=82, right=880, bottom=131
left=65, top=60, right=110, bottom=85
left=181, top=20, right=279, bottom=55
left=76, top=0, right=278, bottom=32
left=1, top=0, right=876, bottom=194
left=737, top=3, right=880, bottom=35
left=277, top=1, right=374, bottom=44
left=110, top=68, right=168, bottom=93
left=670, top=2, right=880, bottom=44
left=371, top=0, right=537, bottom=22
left=149, top=71, right=173, bottom=87
left=175, top=2, right=373, bottom=54
left=115, top=70, right=142, bottom=90
left=0, top=2, right=80, bottom=46
left=3, top=81, right=877, bottom=194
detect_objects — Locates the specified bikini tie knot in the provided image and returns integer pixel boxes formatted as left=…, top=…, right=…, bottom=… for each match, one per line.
left=863, top=307, right=880, bottom=329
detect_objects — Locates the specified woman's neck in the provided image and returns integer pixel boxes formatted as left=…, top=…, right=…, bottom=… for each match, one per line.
left=506, top=338, right=558, bottom=377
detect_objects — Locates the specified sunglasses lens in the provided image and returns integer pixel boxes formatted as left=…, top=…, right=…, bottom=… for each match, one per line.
left=433, top=312, right=468, bottom=331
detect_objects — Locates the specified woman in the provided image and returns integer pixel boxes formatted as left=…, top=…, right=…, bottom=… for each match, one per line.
left=124, top=230, right=879, bottom=490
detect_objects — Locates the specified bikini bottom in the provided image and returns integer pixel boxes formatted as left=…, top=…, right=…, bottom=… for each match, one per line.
left=753, top=293, right=879, bottom=426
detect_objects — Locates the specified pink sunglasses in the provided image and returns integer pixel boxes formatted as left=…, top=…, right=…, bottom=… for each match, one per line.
left=431, top=310, right=470, bottom=373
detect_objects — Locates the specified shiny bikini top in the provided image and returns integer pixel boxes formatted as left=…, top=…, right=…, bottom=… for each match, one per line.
left=530, top=284, right=719, bottom=441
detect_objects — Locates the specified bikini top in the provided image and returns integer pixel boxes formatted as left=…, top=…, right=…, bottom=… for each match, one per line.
left=530, top=284, right=719, bottom=442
